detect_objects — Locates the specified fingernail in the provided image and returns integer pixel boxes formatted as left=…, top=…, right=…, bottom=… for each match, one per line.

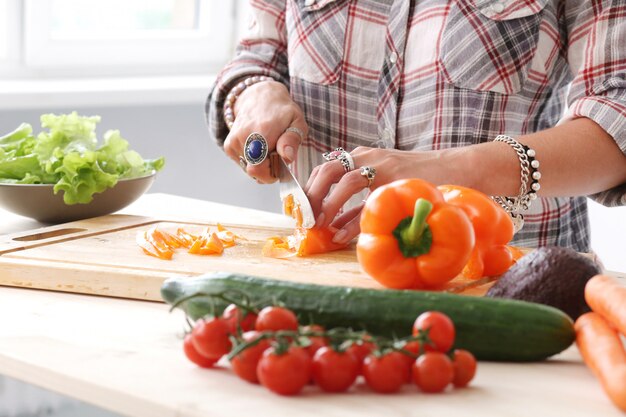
left=284, top=146, right=295, bottom=163
left=332, top=229, right=348, bottom=244
left=315, top=213, right=325, bottom=228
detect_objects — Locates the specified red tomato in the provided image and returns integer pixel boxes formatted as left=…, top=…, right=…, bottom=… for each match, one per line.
left=363, top=352, right=410, bottom=393
left=413, top=312, right=455, bottom=353
left=255, top=306, right=299, bottom=332
left=399, top=340, right=422, bottom=382
left=183, top=334, right=218, bottom=368
left=230, top=331, right=271, bottom=384
left=257, top=346, right=312, bottom=396
left=412, top=351, right=454, bottom=393
left=452, top=349, right=477, bottom=388
left=222, top=304, right=258, bottom=334
left=345, top=337, right=376, bottom=374
left=301, top=324, right=328, bottom=357
left=312, top=347, right=359, bottom=392
left=191, top=317, right=232, bottom=360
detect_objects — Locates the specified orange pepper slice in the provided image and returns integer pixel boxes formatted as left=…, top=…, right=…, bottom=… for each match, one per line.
left=264, top=194, right=349, bottom=259
left=137, top=229, right=173, bottom=260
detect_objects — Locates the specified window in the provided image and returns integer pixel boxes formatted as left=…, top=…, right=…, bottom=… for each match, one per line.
left=3, top=0, right=235, bottom=78
left=0, top=0, right=19, bottom=69
left=0, top=1, right=7, bottom=60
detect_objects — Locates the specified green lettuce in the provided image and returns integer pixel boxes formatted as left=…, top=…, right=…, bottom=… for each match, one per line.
left=0, top=112, right=164, bottom=204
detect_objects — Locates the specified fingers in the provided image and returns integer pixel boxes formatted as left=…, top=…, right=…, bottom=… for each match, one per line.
left=317, top=169, right=369, bottom=229
left=224, top=126, right=277, bottom=184
left=305, top=161, right=346, bottom=217
left=276, top=118, right=307, bottom=164
left=330, top=204, right=363, bottom=244
left=330, top=203, right=364, bottom=229
left=223, top=131, right=244, bottom=164
left=304, top=164, right=321, bottom=194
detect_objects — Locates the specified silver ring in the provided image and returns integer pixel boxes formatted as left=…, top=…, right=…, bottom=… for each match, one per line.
left=244, top=132, right=269, bottom=165
left=339, top=152, right=355, bottom=173
left=360, top=166, right=376, bottom=187
left=322, top=147, right=346, bottom=161
left=239, top=156, right=247, bottom=171
left=285, top=127, right=305, bottom=144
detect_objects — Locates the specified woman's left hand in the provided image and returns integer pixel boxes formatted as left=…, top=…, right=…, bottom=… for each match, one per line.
left=304, top=146, right=462, bottom=245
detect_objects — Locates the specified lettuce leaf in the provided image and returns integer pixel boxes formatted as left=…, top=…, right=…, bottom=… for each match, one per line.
left=0, top=112, right=164, bottom=204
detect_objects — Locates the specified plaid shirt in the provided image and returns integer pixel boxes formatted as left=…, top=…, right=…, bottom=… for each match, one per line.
left=206, top=0, right=626, bottom=252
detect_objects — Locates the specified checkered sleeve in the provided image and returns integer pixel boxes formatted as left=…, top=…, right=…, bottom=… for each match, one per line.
left=205, top=0, right=289, bottom=147
left=560, top=0, right=626, bottom=206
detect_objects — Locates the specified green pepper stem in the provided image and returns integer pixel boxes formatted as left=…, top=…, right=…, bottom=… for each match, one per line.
left=400, top=198, right=433, bottom=246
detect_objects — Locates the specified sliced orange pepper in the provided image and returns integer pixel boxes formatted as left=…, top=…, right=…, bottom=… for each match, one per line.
left=262, top=236, right=297, bottom=258
left=137, top=229, right=173, bottom=260
left=201, top=232, right=224, bottom=255
left=216, top=223, right=246, bottom=247
left=176, top=228, right=198, bottom=248
left=138, top=225, right=243, bottom=259
left=264, top=194, right=349, bottom=258
left=153, top=227, right=186, bottom=249
left=294, top=226, right=348, bottom=256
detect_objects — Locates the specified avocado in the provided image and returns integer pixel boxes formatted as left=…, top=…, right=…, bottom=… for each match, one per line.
left=485, top=246, right=602, bottom=320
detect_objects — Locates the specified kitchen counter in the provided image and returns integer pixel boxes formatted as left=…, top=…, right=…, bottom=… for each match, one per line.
left=0, top=193, right=623, bottom=417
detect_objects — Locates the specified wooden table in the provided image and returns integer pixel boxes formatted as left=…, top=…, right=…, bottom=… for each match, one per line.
left=0, top=193, right=622, bottom=417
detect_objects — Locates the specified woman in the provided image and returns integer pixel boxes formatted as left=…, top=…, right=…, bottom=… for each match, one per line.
left=206, top=0, right=626, bottom=252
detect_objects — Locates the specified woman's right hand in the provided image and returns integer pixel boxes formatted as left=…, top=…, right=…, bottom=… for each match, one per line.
left=223, top=80, right=308, bottom=183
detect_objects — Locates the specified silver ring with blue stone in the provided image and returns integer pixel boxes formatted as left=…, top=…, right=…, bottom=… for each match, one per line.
left=243, top=132, right=269, bottom=166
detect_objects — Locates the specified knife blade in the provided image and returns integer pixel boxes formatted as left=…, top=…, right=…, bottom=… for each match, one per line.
left=273, top=154, right=315, bottom=229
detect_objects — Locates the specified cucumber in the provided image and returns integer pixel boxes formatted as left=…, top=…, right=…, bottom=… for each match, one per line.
left=161, top=272, right=575, bottom=362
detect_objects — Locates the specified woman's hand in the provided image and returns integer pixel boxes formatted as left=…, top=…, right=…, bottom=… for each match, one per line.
left=305, top=146, right=468, bottom=244
left=223, top=80, right=308, bottom=183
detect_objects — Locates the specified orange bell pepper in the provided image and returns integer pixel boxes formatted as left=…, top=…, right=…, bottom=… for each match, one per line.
left=357, top=179, right=475, bottom=289
left=263, top=194, right=349, bottom=258
left=438, top=185, right=515, bottom=279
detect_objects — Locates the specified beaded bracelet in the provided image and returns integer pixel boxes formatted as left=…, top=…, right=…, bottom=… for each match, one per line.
left=492, top=134, right=541, bottom=232
left=223, top=75, right=272, bottom=130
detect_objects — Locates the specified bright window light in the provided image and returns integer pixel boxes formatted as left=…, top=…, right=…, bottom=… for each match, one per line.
left=0, top=0, right=7, bottom=59
left=18, top=0, right=233, bottom=77
left=50, top=0, right=202, bottom=37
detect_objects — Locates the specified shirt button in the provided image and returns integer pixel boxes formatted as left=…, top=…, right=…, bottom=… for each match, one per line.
left=389, top=52, right=398, bottom=64
left=491, top=2, right=505, bottom=13
left=304, top=0, right=315, bottom=6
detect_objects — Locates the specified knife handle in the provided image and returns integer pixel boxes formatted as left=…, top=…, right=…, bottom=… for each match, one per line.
left=269, top=151, right=281, bottom=179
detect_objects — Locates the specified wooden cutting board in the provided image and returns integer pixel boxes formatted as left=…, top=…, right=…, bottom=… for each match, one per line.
left=0, top=214, right=498, bottom=301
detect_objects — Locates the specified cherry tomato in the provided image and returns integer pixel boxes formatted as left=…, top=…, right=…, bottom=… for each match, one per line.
left=312, top=347, right=359, bottom=392
left=413, top=311, right=455, bottom=353
left=363, top=351, right=410, bottom=393
left=257, top=346, right=312, bottom=396
left=412, top=351, right=454, bottom=393
left=255, top=306, right=299, bottom=332
left=399, top=340, right=422, bottom=382
left=191, top=317, right=232, bottom=360
left=301, top=324, right=328, bottom=357
left=452, top=349, right=477, bottom=388
left=230, top=331, right=271, bottom=384
left=183, top=334, right=218, bottom=368
left=222, top=304, right=258, bottom=334
left=345, top=336, right=375, bottom=373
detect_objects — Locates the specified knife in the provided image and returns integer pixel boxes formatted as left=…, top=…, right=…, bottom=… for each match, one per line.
left=271, top=153, right=315, bottom=229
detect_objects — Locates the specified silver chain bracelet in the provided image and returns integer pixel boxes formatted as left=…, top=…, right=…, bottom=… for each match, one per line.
left=492, top=134, right=541, bottom=233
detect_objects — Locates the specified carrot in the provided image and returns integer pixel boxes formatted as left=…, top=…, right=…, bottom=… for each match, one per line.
left=575, top=312, right=626, bottom=411
left=585, top=274, right=626, bottom=336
